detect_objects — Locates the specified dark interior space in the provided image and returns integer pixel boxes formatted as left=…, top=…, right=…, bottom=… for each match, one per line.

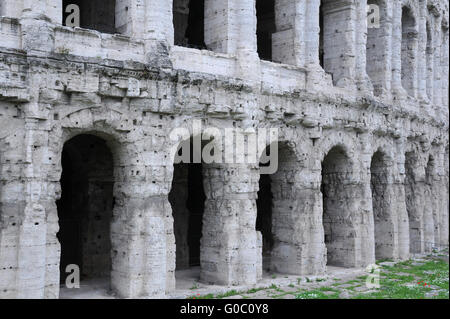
left=186, top=163, right=205, bottom=266
left=256, top=171, right=274, bottom=271
left=173, top=0, right=206, bottom=49
left=57, top=134, right=114, bottom=284
left=62, top=0, right=116, bottom=34
left=169, top=138, right=206, bottom=270
left=256, top=0, right=276, bottom=61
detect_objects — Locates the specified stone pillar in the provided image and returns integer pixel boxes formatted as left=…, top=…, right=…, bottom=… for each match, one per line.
left=200, top=163, right=259, bottom=286
left=0, top=0, right=24, bottom=18
left=354, top=0, right=373, bottom=92
left=392, top=149, right=410, bottom=260
left=204, top=0, right=233, bottom=54
left=441, top=147, right=450, bottom=247
left=432, top=16, right=442, bottom=109
left=271, top=0, right=302, bottom=66
left=20, top=0, right=56, bottom=54
left=441, top=25, right=449, bottom=113
left=143, top=0, right=173, bottom=65
left=116, top=0, right=147, bottom=38
left=366, top=0, right=394, bottom=97
left=270, top=165, right=326, bottom=275
left=15, top=114, right=52, bottom=298
left=417, top=2, right=428, bottom=101
left=391, top=1, right=403, bottom=95
left=232, top=0, right=260, bottom=83
left=111, top=175, right=169, bottom=298
left=321, top=0, right=359, bottom=89
left=303, top=0, right=320, bottom=67
left=357, top=136, right=376, bottom=267
left=404, top=152, right=427, bottom=254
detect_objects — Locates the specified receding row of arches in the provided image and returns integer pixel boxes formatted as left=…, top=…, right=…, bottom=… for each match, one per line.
left=55, top=133, right=444, bottom=297
left=58, top=1, right=448, bottom=101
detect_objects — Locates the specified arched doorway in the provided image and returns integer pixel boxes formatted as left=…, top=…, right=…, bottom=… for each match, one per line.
left=169, top=137, right=207, bottom=286
left=57, top=134, right=114, bottom=297
left=256, top=143, right=299, bottom=274
left=321, top=146, right=354, bottom=267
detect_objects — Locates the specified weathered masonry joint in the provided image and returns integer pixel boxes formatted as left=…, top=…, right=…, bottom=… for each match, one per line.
left=0, top=0, right=448, bottom=298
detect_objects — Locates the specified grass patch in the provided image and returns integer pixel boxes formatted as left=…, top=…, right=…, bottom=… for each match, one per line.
left=216, top=290, right=241, bottom=299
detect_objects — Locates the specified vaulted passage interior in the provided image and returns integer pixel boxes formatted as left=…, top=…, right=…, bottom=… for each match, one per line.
left=169, top=137, right=206, bottom=279
left=256, top=143, right=299, bottom=274
left=321, top=146, right=354, bottom=267
left=370, top=150, right=394, bottom=259
left=173, top=0, right=206, bottom=49
left=256, top=172, right=273, bottom=272
left=62, top=0, right=117, bottom=34
left=57, top=134, right=114, bottom=289
left=256, top=0, right=276, bottom=61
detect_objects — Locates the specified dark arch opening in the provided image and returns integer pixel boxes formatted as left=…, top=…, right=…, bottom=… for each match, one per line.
left=256, top=168, right=274, bottom=272
left=256, top=143, right=298, bottom=274
left=62, top=0, right=117, bottom=34
left=57, top=134, right=114, bottom=293
left=169, top=137, right=207, bottom=275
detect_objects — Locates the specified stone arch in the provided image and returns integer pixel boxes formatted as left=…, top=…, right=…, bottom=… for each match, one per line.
left=370, top=149, right=396, bottom=259
left=321, top=145, right=358, bottom=267
left=57, top=134, right=115, bottom=297
left=168, top=133, right=216, bottom=286
left=256, top=141, right=301, bottom=274
left=47, top=110, right=169, bottom=298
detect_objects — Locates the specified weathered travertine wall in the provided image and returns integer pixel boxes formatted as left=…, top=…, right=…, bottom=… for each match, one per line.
left=0, top=0, right=448, bottom=299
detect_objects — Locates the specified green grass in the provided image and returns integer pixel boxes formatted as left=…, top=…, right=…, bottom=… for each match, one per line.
left=354, top=258, right=448, bottom=299
left=245, top=287, right=266, bottom=294
left=216, top=289, right=240, bottom=299
left=295, top=288, right=340, bottom=299
left=186, top=256, right=448, bottom=300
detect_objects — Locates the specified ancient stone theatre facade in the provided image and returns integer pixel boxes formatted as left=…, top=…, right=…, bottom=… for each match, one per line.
left=0, top=0, right=448, bottom=298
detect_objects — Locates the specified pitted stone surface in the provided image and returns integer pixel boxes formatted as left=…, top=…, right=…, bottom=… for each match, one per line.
left=0, top=0, right=448, bottom=299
